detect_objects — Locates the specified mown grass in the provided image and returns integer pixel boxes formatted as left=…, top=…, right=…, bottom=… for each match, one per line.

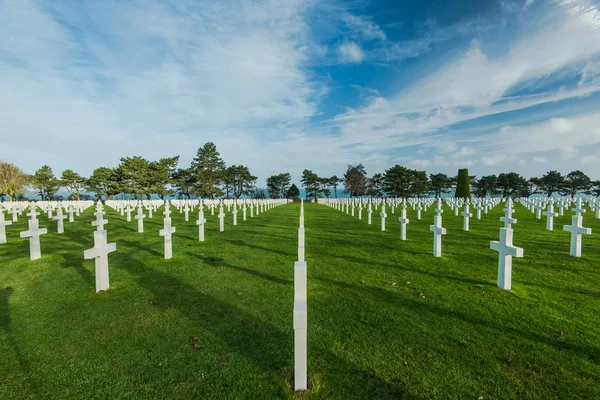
left=0, top=201, right=599, bottom=399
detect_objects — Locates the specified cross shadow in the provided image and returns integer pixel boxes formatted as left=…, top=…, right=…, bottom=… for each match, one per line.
left=117, top=258, right=411, bottom=398
left=1, top=286, right=37, bottom=396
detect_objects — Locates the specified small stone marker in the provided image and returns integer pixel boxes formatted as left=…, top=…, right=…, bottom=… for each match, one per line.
left=563, top=199, right=592, bottom=257
left=84, top=229, right=116, bottom=292
left=159, top=203, right=176, bottom=259
left=20, top=205, right=48, bottom=260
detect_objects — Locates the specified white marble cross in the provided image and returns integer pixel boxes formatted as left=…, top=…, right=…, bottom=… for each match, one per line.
left=11, top=204, right=18, bottom=222
left=429, top=200, right=446, bottom=257
left=461, top=203, right=473, bottom=231
left=416, top=203, right=422, bottom=220
left=398, top=204, right=409, bottom=241
left=534, top=202, right=544, bottom=220
left=84, top=229, right=116, bottom=292
left=0, top=208, right=12, bottom=244
left=367, top=203, right=372, bottom=225
left=500, top=199, right=517, bottom=229
left=125, top=204, right=132, bottom=222
left=52, top=206, right=67, bottom=234
left=20, top=206, right=48, bottom=260
left=474, top=203, right=483, bottom=220
left=184, top=203, right=189, bottom=222
left=218, top=206, right=225, bottom=232
left=135, top=206, right=146, bottom=233
left=294, top=203, right=307, bottom=391
left=380, top=205, right=387, bottom=231
left=242, top=204, right=247, bottom=221
left=563, top=199, right=592, bottom=257
left=490, top=228, right=523, bottom=290
left=543, top=203, right=558, bottom=231
left=160, top=203, right=176, bottom=259
left=92, top=201, right=108, bottom=231
left=232, top=206, right=238, bottom=226
left=358, top=204, right=362, bottom=220
left=196, top=208, right=206, bottom=241
left=67, top=205, right=75, bottom=223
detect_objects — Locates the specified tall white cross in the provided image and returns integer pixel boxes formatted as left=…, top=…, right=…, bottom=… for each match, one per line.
left=415, top=203, right=422, bottom=220
left=543, top=202, right=558, bottom=231
left=125, top=204, right=132, bottom=222
left=135, top=206, right=146, bottom=233
left=84, top=229, right=117, bottom=292
left=500, top=199, right=517, bottom=229
left=474, top=203, right=483, bottom=220
left=20, top=208, right=48, bottom=260
left=0, top=209, right=12, bottom=244
left=11, top=204, right=18, bottom=222
left=380, top=205, right=387, bottom=231
left=367, top=203, right=372, bottom=225
left=242, top=204, right=247, bottom=221
left=218, top=206, right=225, bottom=232
left=294, top=204, right=307, bottom=391
left=490, top=228, right=523, bottom=290
left=461, top=203, right=473, bottom=231
left=67, top=205, right=75, bottom=223
left=184, top=202, right=189, bottom=222
left=52, top=206, right=67, bottom=234
left=563, top=199, right=592, bottom=257
left=196, top=208, right=206, bottom=241
left=92, top=201, right=108, bottom=231
left=232, top=205, right=238, bottom=226
left=398, top=204, right=409, bottom=241
left=429, top=200, right=446, bottom=257
left=159, top=205, right=176, bottom=259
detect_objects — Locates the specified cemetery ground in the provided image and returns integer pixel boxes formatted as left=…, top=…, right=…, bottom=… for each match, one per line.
left=1, top=202, right=600, bottom=399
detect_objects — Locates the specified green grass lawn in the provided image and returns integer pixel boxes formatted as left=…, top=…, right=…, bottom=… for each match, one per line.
left=1, top=201, right=600, bottom=399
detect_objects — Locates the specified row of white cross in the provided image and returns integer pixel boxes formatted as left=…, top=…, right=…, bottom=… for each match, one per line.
left=319, top=196, right=595, bottom=290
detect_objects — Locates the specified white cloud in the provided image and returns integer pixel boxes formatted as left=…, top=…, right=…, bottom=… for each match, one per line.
left=532, top=156, right=548, bottom=163
left=481, top=155, right=507, bottom=166
left=409, top=159, right=431, bottom=168
left=582, top=155, right=599, bottom=163
left=550, top=117, right=574, bottom=133
left=561, top=146, right=580, bottom=159
left=342, top=14, right=386, bottom=41
left=338, top=42, right=364, bottom=63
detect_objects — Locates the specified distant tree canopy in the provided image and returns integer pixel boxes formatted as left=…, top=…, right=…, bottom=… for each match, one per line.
left=7, top=150, right=599, bottom=202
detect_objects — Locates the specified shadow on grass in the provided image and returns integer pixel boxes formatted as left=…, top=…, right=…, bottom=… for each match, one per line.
left=316, top=276, right=600, bottom=364
left=197, top=255, right=291, bottom=286
left=116, top=253, right=413, bottom=399
left=1, top=286, right=37, bottom=397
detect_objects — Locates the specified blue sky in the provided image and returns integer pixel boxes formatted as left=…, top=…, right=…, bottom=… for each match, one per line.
left=1, top=0, right=600, bottom=187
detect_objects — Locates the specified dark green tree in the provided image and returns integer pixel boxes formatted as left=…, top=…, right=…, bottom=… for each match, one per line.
left=472, top=175, right=498, bottom=198
left=227, top=165, right=257, bottom=199
left=367, top=173, right=385, bottom=197
left=329, top=175, right=342, bottom=198
left=61, top=169, right=86, bottom=200
left=383, top=165, right=429, bottom=197
left=540, top=170, right=565, bottom=197
left=87, top=167, right=120, bottom=200
left=343, top=164, right=368, bottom=197
left=496, top=172, right=527, bottom=198
left=560, top=170, right=592, bottom=197
left=301, top=169, right=321, bottom=199
left=171, top=167, right=196, bottom=199
left=191, top=142, right=226, bottom=199
left=266, top=173, right=291, bottom=198
left=454, top=169, right=471, bottom=199
left=286, top=184, right=300, bottom=199
left=591, top=180, right=600, bottom=196
left=429, top=173, right=453, bottom=198
left=32, top=165, right=60, bottom=200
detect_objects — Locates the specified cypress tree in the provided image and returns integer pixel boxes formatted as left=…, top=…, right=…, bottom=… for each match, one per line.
left=455, top=168, right=471, bottom=199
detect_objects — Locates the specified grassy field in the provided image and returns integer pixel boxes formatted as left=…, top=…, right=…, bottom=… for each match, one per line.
left=1, top=201, right=600, bottom=399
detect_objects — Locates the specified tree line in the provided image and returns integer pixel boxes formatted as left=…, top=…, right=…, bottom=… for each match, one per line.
left=1, top=151, right=599, bottom=201
left=0, top=142, right=298, bottom=201
left=300, top=165, right=600, bottom=199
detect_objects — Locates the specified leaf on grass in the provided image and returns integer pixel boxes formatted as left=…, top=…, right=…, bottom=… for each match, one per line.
left=359, top=280, right=365, bottom=285
left=219, top=361, right=226, bottom=366
left=193, top=344, right=201, bottom=350
left=192, top=337, right=198, bottom=342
